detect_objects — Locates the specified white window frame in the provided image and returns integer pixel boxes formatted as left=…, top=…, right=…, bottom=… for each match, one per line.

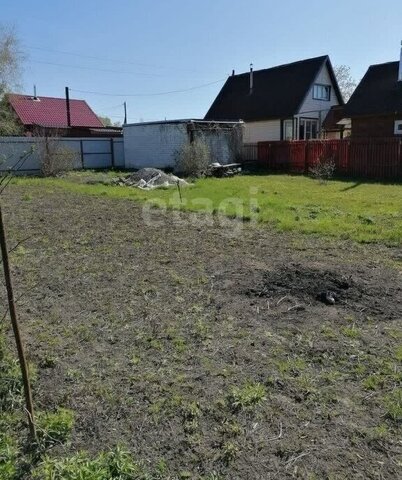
left=394, top=120, right=402, bottom=135
left=283, top=119, right=294, bottom=140
left=313, top=84, right=331, bottom=101
left=299, top=118, right=319, bottom=140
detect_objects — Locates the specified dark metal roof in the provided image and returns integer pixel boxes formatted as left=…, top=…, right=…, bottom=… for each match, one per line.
left=345, top=61, right=402, bottom=117
left=205, top=55, right=343, bottom=121
left=322, top=105, right=346, bottom=130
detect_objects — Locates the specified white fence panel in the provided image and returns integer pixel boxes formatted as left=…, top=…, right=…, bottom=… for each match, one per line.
left=0, top=136, right=125, bottom=173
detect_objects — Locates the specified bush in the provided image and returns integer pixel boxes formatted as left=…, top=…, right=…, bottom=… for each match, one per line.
left=175, top=139, right=210, bottom=177
left=38, top=141, right=78, bottom=177
left=309, top=154, right=336, bottom=183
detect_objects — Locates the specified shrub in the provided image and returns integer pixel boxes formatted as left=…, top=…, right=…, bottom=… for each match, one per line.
left=33, top=130, right=79, bottom=177
left=175, top=139, right=210, bottom=177
left=309, top=154, right=336, bottom=183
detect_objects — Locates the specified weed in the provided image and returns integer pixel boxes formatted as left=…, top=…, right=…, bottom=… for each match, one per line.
left=220, top=441, right=239, bottom=465
left=275, top=357, right=306, bottom=376
left=362, top=375, right=385, bottom=391
left=384, top=388, right=402, bottom=422
left=32, top=446, right=145, bottom=480
left=341, top=325, right=360, bottom=339
left=364, top=424, right=389, bottom=442
left=228, top=383, right=266, bottom=412
left=37, top=408, right=74, bottom=447
left=39, top=355, right=58, bottom=369
left=0, top=431, right=18, bottom=480
left=181, top=401, right=201, bottom=434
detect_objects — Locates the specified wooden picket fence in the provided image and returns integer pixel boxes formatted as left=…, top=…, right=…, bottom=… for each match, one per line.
left=241, top=138, right=402, bottom=180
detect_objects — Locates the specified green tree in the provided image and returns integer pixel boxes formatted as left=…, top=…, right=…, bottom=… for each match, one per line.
left=98, top=115, right=113, bottom=127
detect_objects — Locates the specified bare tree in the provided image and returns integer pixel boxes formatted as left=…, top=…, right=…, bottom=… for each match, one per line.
left=334, top=65, right=357, bottom=102
left=0, top=25, right=24, bottom=135
left=33, top=127, right=79, bottom=176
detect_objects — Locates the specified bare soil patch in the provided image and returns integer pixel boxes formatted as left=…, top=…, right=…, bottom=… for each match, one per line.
left=1, top=184, right=401, bottom=479
left=247, top=264, right=402, bottom=319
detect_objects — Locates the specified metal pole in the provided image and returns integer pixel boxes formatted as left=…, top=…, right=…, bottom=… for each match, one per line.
left=123, top=102, right=127, bottom=124
left=0, top=205, right=36, bottom=440
left=65, top=86, right=71, bottom=127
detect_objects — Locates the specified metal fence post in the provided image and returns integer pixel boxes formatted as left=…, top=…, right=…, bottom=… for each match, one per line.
left=110, top=138, right=115, bottom=168
left=80, top=140, right=84, bottom=169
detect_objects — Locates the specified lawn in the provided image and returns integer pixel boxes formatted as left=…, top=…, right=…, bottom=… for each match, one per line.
left=14, top=172, right=402, bottom=245
left=0, top=175, right=401, bottom=479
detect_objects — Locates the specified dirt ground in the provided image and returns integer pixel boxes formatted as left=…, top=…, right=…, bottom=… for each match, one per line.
left=2, top=185, right=402, bottom=479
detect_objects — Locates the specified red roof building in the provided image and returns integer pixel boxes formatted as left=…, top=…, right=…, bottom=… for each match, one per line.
left=6, top=93, right=122, bottom=137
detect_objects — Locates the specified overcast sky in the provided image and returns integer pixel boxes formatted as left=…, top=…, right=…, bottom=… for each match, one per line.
left=3, top=0, right=402, bottom=123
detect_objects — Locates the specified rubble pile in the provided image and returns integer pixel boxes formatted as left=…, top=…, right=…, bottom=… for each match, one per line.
left=113, top=168, right=188, bottom=190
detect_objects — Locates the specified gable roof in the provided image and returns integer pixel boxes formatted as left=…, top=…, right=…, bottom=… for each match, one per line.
left=7, top=93, right=104, bottom=128
left=345, top=62, right=402, bottom=117
left=205, top=55, right=343, bottom=121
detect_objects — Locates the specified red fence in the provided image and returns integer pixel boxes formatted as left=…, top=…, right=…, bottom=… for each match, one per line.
left=241, top=139, right=402, bottom=180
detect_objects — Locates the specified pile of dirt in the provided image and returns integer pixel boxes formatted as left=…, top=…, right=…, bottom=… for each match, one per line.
left=247, top=264, right=401, bottom=318
left=113, top=168, right=188, bottom=189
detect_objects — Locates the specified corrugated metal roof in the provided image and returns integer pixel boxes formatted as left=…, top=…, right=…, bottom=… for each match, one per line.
left=7, top=93, right=104, bottom=128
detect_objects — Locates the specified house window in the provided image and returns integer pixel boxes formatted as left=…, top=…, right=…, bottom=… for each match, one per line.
left=313, top=84, right=331, bottom=101
left=283, top=119, right=294, bottom=140
left=299, top=119, right=319, bottom=140
left=394, top=120, right=402, bottom=135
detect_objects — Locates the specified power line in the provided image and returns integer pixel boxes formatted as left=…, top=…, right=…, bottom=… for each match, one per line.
left=25, top=45, right=201, bottom=73
left=27, top=59, right=165, bottom=77
left=69, top=78, right=226, bottom=97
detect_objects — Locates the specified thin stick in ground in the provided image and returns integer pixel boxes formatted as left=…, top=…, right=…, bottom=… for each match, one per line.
left=0, top=205, right=36, bottom=440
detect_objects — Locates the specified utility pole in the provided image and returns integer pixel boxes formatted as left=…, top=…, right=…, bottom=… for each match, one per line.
left=65, top=86, right=71, bottom=127
left=123, top=101, right=127, bottom=124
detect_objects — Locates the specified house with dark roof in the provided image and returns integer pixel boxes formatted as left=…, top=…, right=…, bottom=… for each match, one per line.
left=205, top=55, right=344, bottom=143
left=6, top=93, right=122, bottom=137
left=344, top=45, right=402, bottom=138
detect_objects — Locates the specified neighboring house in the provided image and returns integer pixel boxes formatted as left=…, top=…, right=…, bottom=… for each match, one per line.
left=344, top=47, right=402, bottom=137
left=123, top=119, right=243, bottom=169
left=6, top=93, right=122, bottom=137
left=205, top=55, right=344, bottom=143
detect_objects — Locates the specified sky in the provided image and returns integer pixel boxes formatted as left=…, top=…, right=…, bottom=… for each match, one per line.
left=2, top=0, right=402, bottom=124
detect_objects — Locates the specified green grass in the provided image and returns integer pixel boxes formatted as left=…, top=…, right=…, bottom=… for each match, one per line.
left=13, top=173, right=402, bottom=244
